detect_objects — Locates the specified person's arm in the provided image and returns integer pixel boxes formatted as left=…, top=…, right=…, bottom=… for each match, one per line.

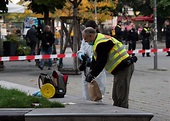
left=167, top=27, right=170, bottom=37
left=90, top=40, right=113, bottom=77
left=136, top=32, right=139, bottom=41
left=127, top=30, right=131, bottom=42
left=49, top=32, right=55, bottom=46
left=26, top=29, right=30, bottom=39
left=140, top=29, right=143, bottom=36
left=77, top=39, right=89, bottom=60
left=115, top=26, right=122, bottom=35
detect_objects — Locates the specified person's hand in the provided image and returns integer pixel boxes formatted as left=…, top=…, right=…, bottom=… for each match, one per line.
left=131, top=56, right=138, bottom=63
left=46, top=42, right=50, bottom=45
left=78, top=53, right=85, bottom=61
left=85, top=72, right=95, bottom=83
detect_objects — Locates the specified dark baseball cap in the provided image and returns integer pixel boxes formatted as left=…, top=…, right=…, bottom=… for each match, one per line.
left=118, top=20, right=122, bottom=24
left=85, top=20, right=98, bottom=29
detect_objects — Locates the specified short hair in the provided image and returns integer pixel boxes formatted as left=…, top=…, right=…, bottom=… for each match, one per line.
left=165, top=20, right=169, bottom=23
left=32, top=25, right=36, bottom=28
left=143, top=22, right=149, bottom=27
left=118, top=20, right=122, bottom=24
left=44, top=25, right=51, bottom=31
left=85, top=20, right=98, bottom=29
left=45, top=25, right=50, bottom=29
left=82, top=27, right=96, bottom=36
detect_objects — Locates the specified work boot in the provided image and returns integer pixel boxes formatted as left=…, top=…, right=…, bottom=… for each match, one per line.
left=146, top=53, right=150, bottom=57
left=142, top=53, right=145, bottom=57
left=166, top=52, right=170, bottom=56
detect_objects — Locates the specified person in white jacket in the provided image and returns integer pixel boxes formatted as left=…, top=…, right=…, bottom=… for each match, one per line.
left=77, top=20, right=106, bottom=100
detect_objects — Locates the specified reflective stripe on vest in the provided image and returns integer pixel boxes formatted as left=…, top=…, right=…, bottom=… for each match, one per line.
left=144, top=28, right=149, bottom=32
left=93, top=33, right=129, bottom=73
left=116, top=25, right=121, bottom=28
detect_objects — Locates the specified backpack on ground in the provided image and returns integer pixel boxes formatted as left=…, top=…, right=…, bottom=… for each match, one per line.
left=38, top=70, right=68, bottom=98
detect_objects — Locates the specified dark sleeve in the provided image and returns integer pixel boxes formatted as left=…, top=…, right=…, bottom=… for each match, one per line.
left=49, top=32, right=55, bottom=46
left=166, top=27, right=170, bottom=37
left=127, top=30, right=131, bottom=41
left=90, top=40, right=113, bottom=77
left=140, top=29, right=144, bottom=36
left=115, top=26, right=122, bottom=35
left=136, top=32, right=139, bottom=41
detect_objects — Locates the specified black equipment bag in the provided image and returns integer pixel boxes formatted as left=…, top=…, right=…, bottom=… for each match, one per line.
left=38, top=70, right=68, bottom=98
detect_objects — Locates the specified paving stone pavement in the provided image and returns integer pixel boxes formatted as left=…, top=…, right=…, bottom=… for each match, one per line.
left=0, top=42, right=170, bottom=121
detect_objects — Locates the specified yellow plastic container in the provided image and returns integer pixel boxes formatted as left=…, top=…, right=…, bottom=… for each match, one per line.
left=40, top=83, right=55, bottom=98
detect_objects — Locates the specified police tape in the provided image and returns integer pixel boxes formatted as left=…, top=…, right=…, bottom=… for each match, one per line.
left=0, top=48, right=170, bottom=62
left=0, top=53, right=77, bottom=62
left=127, top=48, right=170, bottom=54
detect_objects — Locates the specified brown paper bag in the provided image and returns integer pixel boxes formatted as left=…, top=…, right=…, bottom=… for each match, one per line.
left=88, top=80, right=102, bottom=101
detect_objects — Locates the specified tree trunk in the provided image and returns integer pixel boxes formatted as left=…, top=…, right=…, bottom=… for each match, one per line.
left=44, top=9, right=50, bottom=26
left=70, top=0, right=82, bottom=71
left=73, top=6, right=78, bottom=70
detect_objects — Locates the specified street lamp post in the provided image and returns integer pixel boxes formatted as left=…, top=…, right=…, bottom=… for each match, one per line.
left=153, top=0, right=158, bottom=69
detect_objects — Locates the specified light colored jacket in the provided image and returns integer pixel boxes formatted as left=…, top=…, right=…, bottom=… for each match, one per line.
left=77, top=39, right=106, bottom=100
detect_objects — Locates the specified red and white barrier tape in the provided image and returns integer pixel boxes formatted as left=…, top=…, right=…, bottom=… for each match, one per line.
left=0, top=53, right=77, bottom=62
left=0, top=48, right=170, bottom=62
left=127, top=48, right=170, bottom=54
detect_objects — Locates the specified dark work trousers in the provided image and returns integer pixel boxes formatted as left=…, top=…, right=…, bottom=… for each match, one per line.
left=142, top=38, right=150, bottom=57
left=112, top=63, right=134, bottom=108
left=128, top=41, right=136, bottom=56
left=165, top=37, right=170, bottom=55
left=29, top=42, right=37, bottom=55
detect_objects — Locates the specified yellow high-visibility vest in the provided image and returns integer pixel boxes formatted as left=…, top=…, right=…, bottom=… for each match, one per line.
left=93, top=33, right=129, bottom=73
left=143, top=28, right=150, bottom=32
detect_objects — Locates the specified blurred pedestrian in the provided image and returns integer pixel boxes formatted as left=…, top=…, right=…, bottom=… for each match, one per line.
left=26, top=25, right=37, bottom=56
left=36, top=25, right=43, bottom=55
left=137, top=24, right=143, bottom=41
left=127, top=24, right=138, bottom=56
left=164, top=20, right=170, bottom=56
left=115, top=20, right=123, bottom=42
left=38, top=25, right=55, bottom=70
left=123, top=27, right=128, bottom=43
left=55, top=28, right=61, bottom=45
left=140, top=22, right=151, bottom=57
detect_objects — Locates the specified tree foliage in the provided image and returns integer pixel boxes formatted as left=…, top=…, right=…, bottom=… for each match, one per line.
left=115, top=0, right=170, bottom=41
left=115, top=0, right=170, bottom=18
left=25, top=0, right=66, bottom=25
left=85, top=0, right=117, bottom=22
left=27, top=0, right=66, bottom=14
left=57, top=0, right=117, bottom=23
left=156, top=0, right=170, bottom=18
